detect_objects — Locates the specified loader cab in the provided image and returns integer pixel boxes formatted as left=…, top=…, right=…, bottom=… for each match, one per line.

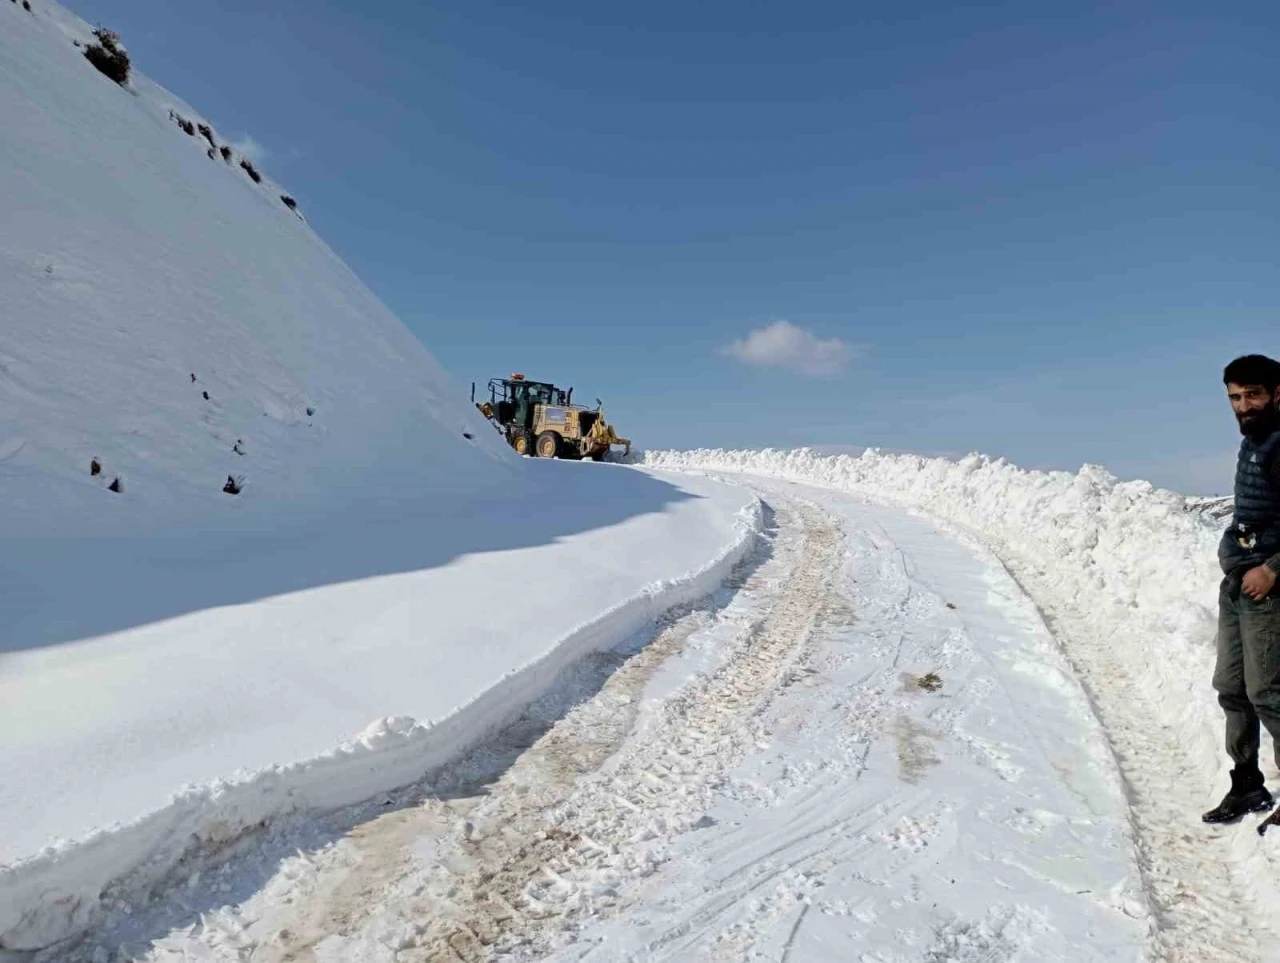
left=487, top=376, right=572, bottom=428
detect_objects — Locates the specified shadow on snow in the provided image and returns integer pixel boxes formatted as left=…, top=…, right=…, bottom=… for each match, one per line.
left=0, top=462, right=698, bottom=655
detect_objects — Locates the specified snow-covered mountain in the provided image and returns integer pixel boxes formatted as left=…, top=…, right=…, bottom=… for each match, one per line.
left=0, top=1, right=512, bottom=539
left=0, top=7, right=769, bottom=954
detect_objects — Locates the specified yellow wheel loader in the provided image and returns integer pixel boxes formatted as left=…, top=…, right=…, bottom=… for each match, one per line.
left=474, top=374, right=630, bottom=460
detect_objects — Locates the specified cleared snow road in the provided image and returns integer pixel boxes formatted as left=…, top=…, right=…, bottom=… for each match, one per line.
left=55, top=481, right=1163, bottom=961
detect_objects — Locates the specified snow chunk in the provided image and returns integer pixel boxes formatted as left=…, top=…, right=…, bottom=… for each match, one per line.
left=357, top=715, right=426, bottom=751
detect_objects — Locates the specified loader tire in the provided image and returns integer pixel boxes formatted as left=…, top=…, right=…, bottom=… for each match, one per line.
left=536, top=431, right=561, bottom=459
left=512, top=429, right=535, bottom=456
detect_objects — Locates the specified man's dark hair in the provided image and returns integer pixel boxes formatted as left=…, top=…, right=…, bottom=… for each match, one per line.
left=1224, top=354, right=1280, bottom=391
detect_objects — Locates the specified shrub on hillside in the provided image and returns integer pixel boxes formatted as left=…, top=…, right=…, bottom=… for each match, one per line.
left=239, top=159, right=262, bottom=183
left=83, top=28, right=130, bottom=85
left=219, top=145, right=232, bottom=162
left=197, top=123, right=216, bottom=149
left=169, top=111, right=196, bottom=136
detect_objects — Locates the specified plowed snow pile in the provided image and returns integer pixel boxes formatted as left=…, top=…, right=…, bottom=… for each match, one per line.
left=0, top=6, right=757, bottom=954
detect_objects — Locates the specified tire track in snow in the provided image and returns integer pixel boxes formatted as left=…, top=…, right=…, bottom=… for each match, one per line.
left=593, top=490, right=1052, bottom=962
left=557, top=475, right=1153, bottom=961
left=995, top=558, right=1274, bottom=963
left=109, top=498, right=832, bottom=962
left=357, top=498, right=837, bottom=961
left=786, top=478, right=1269, bottom=963
left=68, top=475, right=1199, bottom=962
left=637, top=454, right=1280, bottom=962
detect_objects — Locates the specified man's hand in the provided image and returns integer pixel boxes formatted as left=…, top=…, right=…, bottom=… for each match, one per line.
left=1242, top=564, right=1278, bottom=601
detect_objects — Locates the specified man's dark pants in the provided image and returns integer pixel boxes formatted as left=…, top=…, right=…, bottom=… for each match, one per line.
left=1214, top=573, right=1280, bottom=771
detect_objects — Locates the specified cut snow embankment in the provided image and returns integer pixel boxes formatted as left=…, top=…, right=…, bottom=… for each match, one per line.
left=641, top=448, right=1228, bottom=796
left=0, top=467, right=759, bottom=952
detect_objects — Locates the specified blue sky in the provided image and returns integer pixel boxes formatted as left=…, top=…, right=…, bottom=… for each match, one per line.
left=64, top=0, right=1279, bottom=492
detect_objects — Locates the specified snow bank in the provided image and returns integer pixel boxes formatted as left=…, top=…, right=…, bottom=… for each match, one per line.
left=0, top=482, right=762, bottom=952
left=640, top=448, right=1228, bottom=812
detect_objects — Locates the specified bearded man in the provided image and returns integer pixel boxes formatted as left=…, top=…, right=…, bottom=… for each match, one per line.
left=1204, top=354, right=1280, bottom=825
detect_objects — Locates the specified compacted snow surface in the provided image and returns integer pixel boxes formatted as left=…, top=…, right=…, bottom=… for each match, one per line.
left=82, top=454, right=1276, bottom=963
left=561, top=479, right=1146, bottom=960
left=54, top=477, right=1152, bottom=962
left=636, top=450, right=1280, bottom=962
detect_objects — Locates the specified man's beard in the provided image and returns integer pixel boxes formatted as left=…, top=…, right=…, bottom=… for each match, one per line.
left=1238, top=404, right=1280, bottom=439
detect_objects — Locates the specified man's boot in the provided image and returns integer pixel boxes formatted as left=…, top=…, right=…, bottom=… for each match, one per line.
left=1203, top=766, right=1274, bottom=823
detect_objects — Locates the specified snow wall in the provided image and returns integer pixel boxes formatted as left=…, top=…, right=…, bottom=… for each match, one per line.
left=0, top=498, right=762, bottom=951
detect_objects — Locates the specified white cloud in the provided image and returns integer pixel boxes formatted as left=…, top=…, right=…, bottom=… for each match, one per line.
left=229, top=134, right=269, bottom=163
left=721, top=321, right=856, bottom=378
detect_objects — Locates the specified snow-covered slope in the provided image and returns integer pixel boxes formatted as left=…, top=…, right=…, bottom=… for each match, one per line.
left=0, top=5, right=763, bottom=953
left=0, top=1, right=512, bottom=538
